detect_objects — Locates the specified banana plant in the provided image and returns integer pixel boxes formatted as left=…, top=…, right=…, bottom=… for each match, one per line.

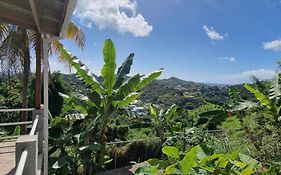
left=58, top=39, right=163, bottom=169
left=196, top=87, right=258, bottom=130
left=49, top=116, right=103, bottom=175
left=234, top=74, right=281, bottom=123
left=150, top=104, right=178, bottom=140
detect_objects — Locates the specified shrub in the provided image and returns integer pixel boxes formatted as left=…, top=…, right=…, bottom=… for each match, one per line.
left=135, top=145, right=261, bottom=175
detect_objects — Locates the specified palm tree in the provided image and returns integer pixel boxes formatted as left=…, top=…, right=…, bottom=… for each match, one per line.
left=0, top=22, right=85, bottom=133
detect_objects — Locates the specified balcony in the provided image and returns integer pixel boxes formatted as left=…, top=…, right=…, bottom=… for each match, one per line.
left=0, top=108, right=44, bottom=175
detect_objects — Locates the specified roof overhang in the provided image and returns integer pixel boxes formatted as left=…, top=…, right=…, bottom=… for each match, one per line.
left=0, top=0, right=77, bottom=37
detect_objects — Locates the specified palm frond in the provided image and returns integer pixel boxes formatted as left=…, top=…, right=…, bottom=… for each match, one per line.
left=49, top=22, right=85, bottom=72
left=0, top=26, right=23, bottom=74
left=0, top=22, right=8, bottom=35
left=65, top=21, right=85, bottom=50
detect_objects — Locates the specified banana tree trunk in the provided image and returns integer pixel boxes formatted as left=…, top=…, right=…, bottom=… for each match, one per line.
left=20, top=28, right=30, bottom=134
left=96, top=104, right=111, bottom=167
left=83, top=131, right=94, bottom=175
left=97, top=125, right=107, bottom=166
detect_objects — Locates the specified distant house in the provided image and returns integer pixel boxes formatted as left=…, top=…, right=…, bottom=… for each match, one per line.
left=132, top=107, right=146, bottom=116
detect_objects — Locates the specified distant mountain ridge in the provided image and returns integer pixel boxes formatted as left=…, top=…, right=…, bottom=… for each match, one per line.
left=139, top=76, right=229, bottom=109
left=61, top=74, right=230, bottom=109
left=0, top=74, right=252, bottom=110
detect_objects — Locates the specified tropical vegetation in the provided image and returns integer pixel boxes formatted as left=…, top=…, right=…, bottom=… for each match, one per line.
left=1, top=37, right=281, bottom=174
left=0, top=21, right=84, bottom=133
left=48, top=39, right=163, bottom=174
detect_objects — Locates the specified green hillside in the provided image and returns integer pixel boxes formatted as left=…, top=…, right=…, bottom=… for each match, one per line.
left=61, top=74, right=231, bottom=109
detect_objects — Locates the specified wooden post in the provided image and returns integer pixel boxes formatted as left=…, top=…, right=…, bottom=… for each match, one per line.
left=35, top=31, right=42, bottom=109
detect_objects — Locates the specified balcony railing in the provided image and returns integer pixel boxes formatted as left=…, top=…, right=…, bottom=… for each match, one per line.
left=0, top=108, right=44, bottom=175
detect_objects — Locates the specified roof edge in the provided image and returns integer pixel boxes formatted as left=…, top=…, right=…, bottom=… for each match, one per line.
left=59, top=0, right=77, bottom=38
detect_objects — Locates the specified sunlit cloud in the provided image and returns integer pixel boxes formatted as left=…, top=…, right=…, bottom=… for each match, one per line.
left=263, top=39, right=281, bottom=51
left=74, top=0, right=153, bottom=37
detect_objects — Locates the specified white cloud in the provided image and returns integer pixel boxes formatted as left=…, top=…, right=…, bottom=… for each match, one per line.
left=218, top=57, right=236, bottom=63
left=74, top=0, right=153, bottom=37
left=203, top=25, right=226, bottom=41
left=219, top=69, right=276, bottom=84
left=263, top=39, right=281, bottom=51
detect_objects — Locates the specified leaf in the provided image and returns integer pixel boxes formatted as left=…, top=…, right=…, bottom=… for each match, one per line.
left=88, top=91, right=101, bottom=107
left=199, top=154, right=221, bottom=169
left=231, top=160, right=246, bottom=169
left=165, top=165, right=178, bottom=174
left=215, top=155, right=228, bottom=168
left=239, top=153, right=259, bottom=168
left=269, top=76, right=281, bottom=100
left=229, top=87, right=242, bottom=105
left=116, top=74, right=141, bottom=100
left=181, top=146, right=199, bottom=174
left=137, top=69, right=163, bottom=90
left=58, top=92, right=69, bottom=99
left=104, top=159, right=113, bottom=164
left=65, top=22, right=85, bottom=49
left=50, top=117, right=65, bottom=127
left=162, top=146, right=179, bottom=159
left=230, top=151, right=239, bottom=160
left=164, top=104, right=177, bottom=120
left=59, top=46, right=102, bottom=93
left=147, top=158, right=161, bottom=166
left=240, top=167, right=254, bottom=175
left=228, top=101, right=258, bottom=112
left=198, top=110, right=225, bottom=118
left=115, top=92, right=141, bottom=108
left=196, top=146, right=207, bottom=160
left=12, top=126, right=21, bottom=136
left=80, top=115, right=101, bottom=141
left=114, top=53, right=134, bottom=89
left=61, top=93, right=89, bottom=114
left=244, top=84, right=271, bottom=109
left=150, top=104, right=157, bottom=117
left=52, top=155, right=70, bottom=169
left=101, top=39, right=117, bottom=94
left=79, top=142, right=102, bottom=153
left=149, top=165, right=159, bottom=174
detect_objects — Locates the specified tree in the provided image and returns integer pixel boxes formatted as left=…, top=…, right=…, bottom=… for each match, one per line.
left=0, top=22, right=84, bottom=133
left=149, top=104, right=177, bottom=140
left=222, top=74, right=281, bottom=162
left=232, top=75, right=281, bottom=124
left=48, top=72, right=69, bottom=117
left=52, top=39, right=163, bottom=174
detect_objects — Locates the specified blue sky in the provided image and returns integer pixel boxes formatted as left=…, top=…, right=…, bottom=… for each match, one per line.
left=45, top=0, right=281, bottom=84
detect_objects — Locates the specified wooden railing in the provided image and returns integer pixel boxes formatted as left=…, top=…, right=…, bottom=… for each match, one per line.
left=0, top=108, right=44, bottom=175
